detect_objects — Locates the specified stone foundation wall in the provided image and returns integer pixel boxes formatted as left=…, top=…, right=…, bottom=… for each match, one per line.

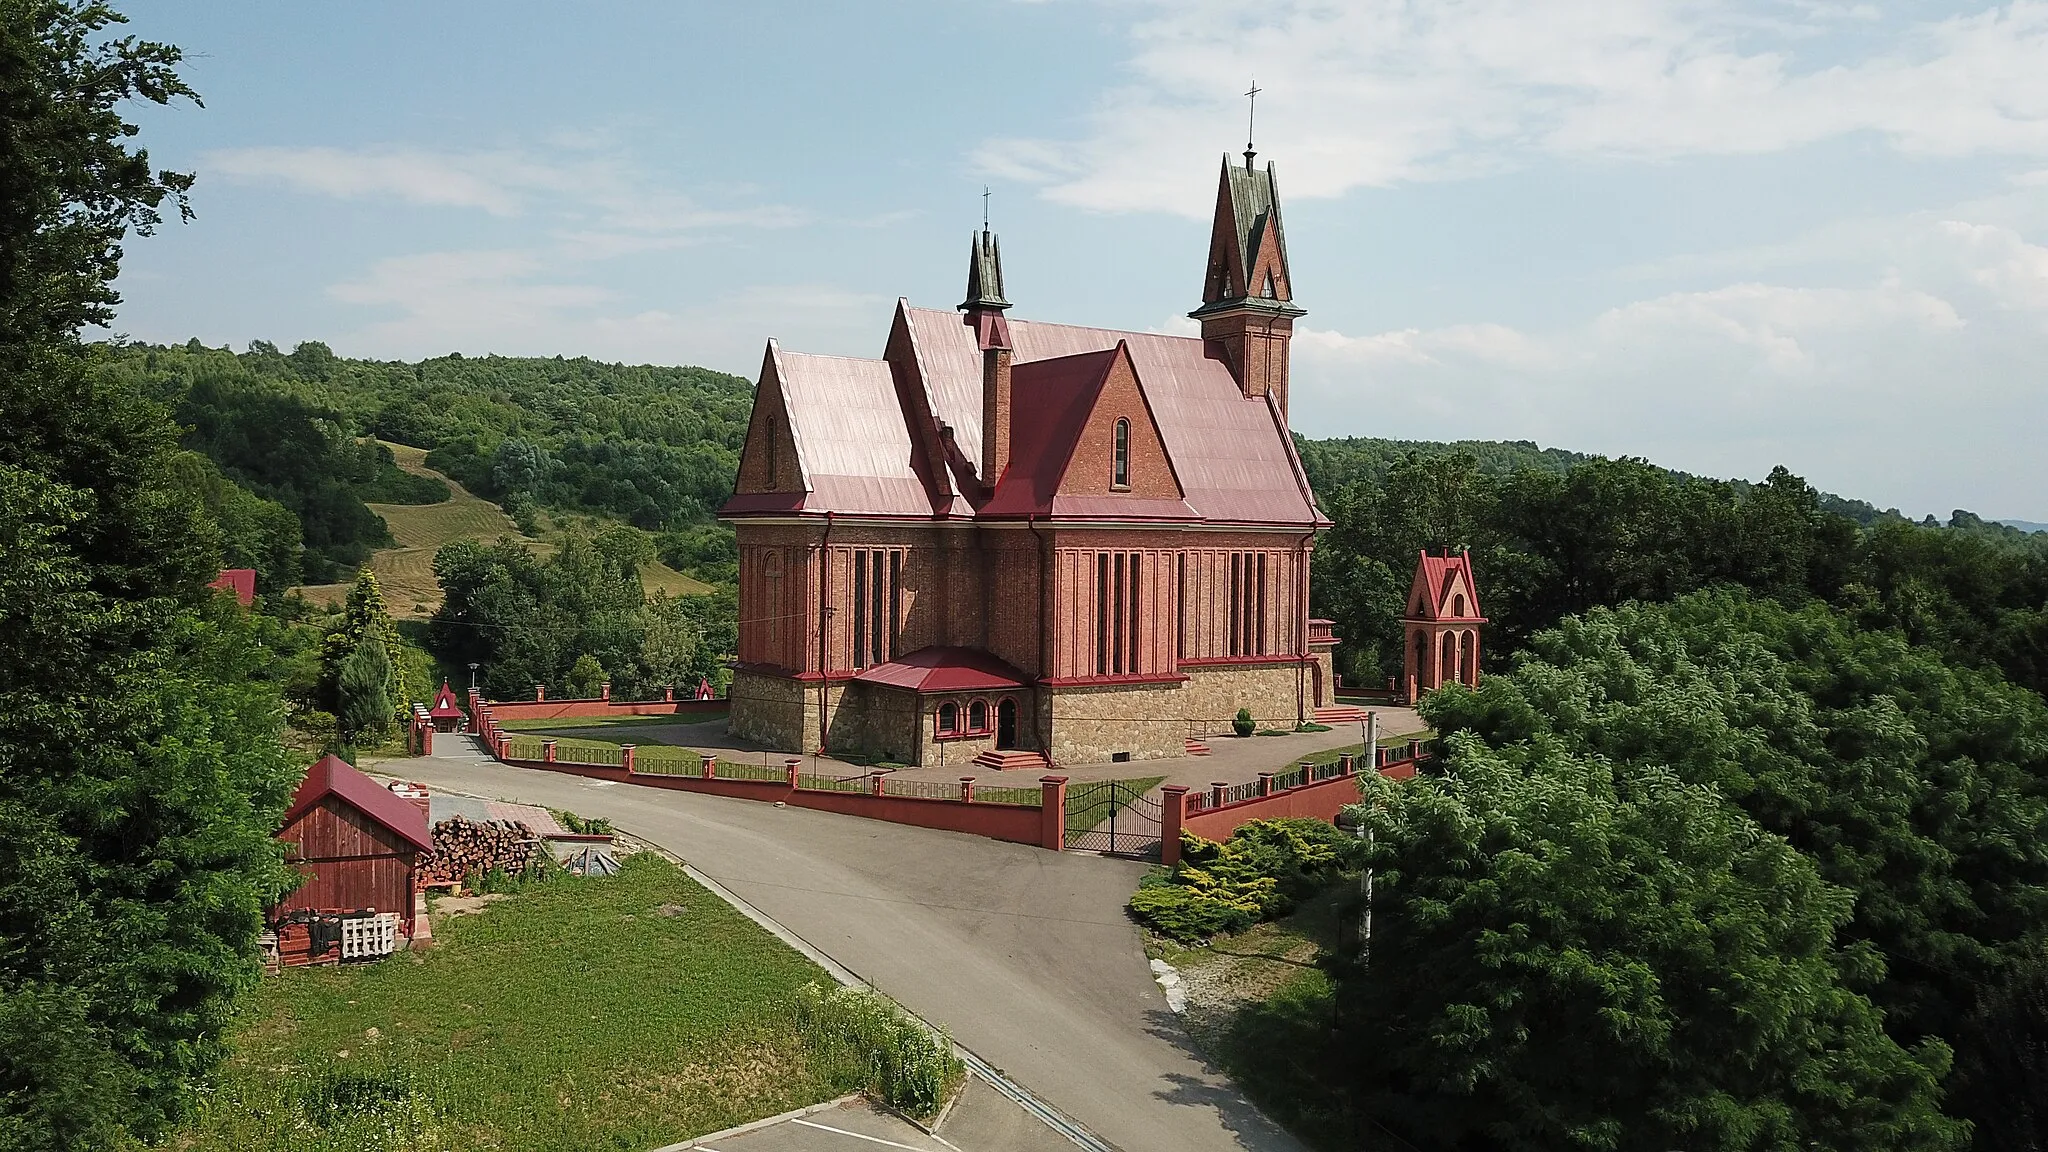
left=1179, top=662, right=1314, bottom=730
left=1045, top=682, right=1188, bottom=764
left=728, top=669, right=807, bottom=752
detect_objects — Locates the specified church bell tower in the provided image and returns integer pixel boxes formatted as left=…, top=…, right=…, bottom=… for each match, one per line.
left=1191, top=152, right=1304, bottom=422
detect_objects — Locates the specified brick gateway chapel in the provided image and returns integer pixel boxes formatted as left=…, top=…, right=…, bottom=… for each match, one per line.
left=720, top=147, right=1343, bottom=768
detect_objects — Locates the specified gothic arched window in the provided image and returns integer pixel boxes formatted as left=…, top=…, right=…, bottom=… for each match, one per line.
left=1112, top=418, right=1131, bottom=488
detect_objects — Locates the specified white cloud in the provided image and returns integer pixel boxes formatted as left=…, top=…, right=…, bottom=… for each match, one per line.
left=204, top=143, right=809, bottom=244
left=1291, top=213, right=2048, bottom=517
left=982, top=1, right=2048, bottom=215
left=326, top=247, right=884, bottom=371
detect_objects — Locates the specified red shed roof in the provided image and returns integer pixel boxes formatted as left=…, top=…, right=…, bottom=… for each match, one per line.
left=283, top=755, right=433, bottom=853
left=851, top=646, right=1030, bottom=693
left=209, top=568, right=256, bottom=607
left=428, top=681, right=465, bottom=719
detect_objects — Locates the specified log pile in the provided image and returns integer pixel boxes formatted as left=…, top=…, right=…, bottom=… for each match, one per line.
left=418, top=816, right=538, bottom=885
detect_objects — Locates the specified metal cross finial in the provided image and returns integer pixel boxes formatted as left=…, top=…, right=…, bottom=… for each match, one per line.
left=982, top=185, right=991, bottom=232
left=1245, top=79, right=1262, bottom=167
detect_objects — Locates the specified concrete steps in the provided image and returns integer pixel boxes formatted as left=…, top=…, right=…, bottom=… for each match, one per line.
left=1313, top=705, right=1372, bottom=725
left=972, top=749, right=1051, bottom=772
left=1184, top=738, right=1212, bottom=756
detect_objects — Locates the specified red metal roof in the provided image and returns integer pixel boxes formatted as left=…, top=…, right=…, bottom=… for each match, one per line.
left=283, top=755, right=433, bottom=853
left=904, top=305, right=1323, bottom=526
left=209, top=568, right=256, bottom=606
left=850, top=646, right=1030, bottom=693
left=1406, top=550, right=1485, bottom=622
left=719, top=303, right=1326, bottom=528
left=428, top=681, right=465, bottom=719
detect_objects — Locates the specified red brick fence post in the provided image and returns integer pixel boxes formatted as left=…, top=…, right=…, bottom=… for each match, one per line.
left=700, top=755, right=717, bottom=780
left=785, top=758, right=802, bottom=790
left=543, top=740, right=557, bottom=764
left=959, top=777, right=976, bottom=803
left=620, top=745, right=636, bottom=774
left=1039, top=775, right=1068, bottom=851
left=1161, top=785, right=1190, bottom=867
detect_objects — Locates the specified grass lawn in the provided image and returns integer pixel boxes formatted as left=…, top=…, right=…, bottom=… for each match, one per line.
left=164, top=854, right=864, bottom=1151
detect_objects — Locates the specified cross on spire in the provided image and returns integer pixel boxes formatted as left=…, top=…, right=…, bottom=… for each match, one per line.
left=982, top=185, right=990, bottom=232
left=1244, top=79, right=1262, bottom=168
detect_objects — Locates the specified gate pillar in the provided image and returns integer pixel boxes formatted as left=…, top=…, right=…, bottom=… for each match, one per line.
left=1161, top=785, right=1190, bottom=868
left=1039, top=775, right=1068, bottom=852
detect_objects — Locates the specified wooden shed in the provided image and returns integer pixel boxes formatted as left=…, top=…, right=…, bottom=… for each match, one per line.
left=269, top=755, right=433, bottom=965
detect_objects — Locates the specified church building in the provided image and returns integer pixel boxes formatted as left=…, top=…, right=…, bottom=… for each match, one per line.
left=719, top=149, right=1334, bottom=768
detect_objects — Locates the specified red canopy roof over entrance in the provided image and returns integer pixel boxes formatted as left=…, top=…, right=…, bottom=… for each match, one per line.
left=850, top=646, right=1030, bottom=694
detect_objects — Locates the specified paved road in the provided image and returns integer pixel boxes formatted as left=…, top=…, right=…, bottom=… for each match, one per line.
left=384, top=753, right=1306, bottom=1152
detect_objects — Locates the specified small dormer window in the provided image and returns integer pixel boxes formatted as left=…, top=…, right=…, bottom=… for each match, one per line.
left=1262, top=270, right=1278, bottom=298
left=1453, top=594, right=1466, bottom=617
left=1112, top=418, right=1131, bottom=489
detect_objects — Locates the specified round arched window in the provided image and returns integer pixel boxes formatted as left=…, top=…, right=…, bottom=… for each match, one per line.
left=968, top=699, right=989, bottom=732
left=938, top=702, right=958, bottom=734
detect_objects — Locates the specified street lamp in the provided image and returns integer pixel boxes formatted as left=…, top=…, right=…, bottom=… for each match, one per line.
left=467, top=662, right=479, bottom=694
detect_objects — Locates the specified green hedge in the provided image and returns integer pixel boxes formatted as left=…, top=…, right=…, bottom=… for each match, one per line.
left=1129, top=819, right=1358, bottom=942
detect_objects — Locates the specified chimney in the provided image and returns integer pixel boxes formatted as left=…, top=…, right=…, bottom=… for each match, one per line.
left=960, top=230, right=1014, bottom=489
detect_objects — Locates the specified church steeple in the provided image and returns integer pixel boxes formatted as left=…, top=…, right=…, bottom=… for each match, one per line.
left=959, top=229, right=1014, bottom=490
left=1191, top=154, right=1304, bottom=420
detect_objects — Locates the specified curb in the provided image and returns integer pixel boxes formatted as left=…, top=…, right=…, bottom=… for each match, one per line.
left=649, top=1093, right=864, bottom=1152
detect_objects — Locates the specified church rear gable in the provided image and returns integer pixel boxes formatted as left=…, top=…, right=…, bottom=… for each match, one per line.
left=733, top=343, right=807, bottom=495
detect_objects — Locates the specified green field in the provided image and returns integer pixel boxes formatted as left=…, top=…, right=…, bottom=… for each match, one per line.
left=160, top=855, right=869, bottom=1151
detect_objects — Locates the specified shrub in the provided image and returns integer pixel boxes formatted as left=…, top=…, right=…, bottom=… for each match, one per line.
left=1233, top=707, right=1255, bottom=737
left=791, top=984, right=962, bottom=1119
left=1130, top=819, right=1358, bottom=942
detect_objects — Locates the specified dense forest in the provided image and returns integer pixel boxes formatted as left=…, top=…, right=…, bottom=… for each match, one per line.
left=1304, top=441, right=2048, bottom=705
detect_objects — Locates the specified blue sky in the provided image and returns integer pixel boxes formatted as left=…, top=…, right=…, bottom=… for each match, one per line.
left=111, top=1, right=2048, bottom=520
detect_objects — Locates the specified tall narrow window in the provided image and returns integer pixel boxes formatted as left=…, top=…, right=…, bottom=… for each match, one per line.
left=1112, top=418, right=1131, bottom=488
left=1245, top=549, right=1261, bottom=651
left=1126, top=552, right=1141, bottom=674
left=1175, top=553, right=1186, bottom=660
left=1096, top=553, right=1111, bottom=675
left=888, top=551, right=903, bottom=662
left=1112, top=553, right=1127, bottom=674
left=869, top=549, right=886, bottom=667
left=851, top=552, right=869, bottom=669
left=1229, top=553, right=1243, bottom=657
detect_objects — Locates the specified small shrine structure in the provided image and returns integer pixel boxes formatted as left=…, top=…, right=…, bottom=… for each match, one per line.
left=1402, top=549, right=1486, bottom=702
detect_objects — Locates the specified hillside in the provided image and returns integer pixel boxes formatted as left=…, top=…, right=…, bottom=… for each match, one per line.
left=294, top=443, right=709, bottom=617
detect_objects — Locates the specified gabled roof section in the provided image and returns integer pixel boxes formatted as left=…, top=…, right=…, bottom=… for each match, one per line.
left=722, top=341, right=936, bottom=518
left=1405, top=550, right=1486, bottom=622
left=283, top=755, right=433, bottom=853
left=851, top=646, right=1030, bottom=693
left=985, top=343, right=1194, bottom=520
left=902, top=307, right=1322, bottom=526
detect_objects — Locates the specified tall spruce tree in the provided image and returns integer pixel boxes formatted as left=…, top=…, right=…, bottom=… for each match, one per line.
left=0, top=3, right=297, bottom=1147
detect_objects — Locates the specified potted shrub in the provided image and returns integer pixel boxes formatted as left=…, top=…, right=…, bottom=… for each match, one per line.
left=1233, top=706, right=1255, bottom=737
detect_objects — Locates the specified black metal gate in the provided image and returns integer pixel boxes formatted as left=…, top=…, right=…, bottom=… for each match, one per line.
left=1063, top=780, right=1165, bottom=858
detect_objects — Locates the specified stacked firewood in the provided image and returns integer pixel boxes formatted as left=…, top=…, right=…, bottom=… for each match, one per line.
left=418, top=816, right=538, bottom=884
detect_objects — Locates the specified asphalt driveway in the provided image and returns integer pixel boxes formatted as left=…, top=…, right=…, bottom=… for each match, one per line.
left=381, top=753, right=1306, bottom=1152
